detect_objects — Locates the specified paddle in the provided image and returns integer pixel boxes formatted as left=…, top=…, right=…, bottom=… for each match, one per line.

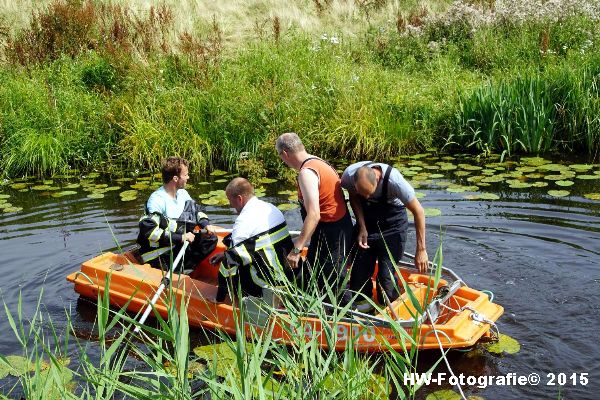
left=133, top=239, right=190, bottom=334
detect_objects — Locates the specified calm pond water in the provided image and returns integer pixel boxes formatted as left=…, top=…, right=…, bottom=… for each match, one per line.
left=0, top=154, right=599, bottom=399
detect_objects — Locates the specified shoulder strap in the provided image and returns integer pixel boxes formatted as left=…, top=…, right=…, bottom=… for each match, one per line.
left=381, top=165, right=393, bottom=201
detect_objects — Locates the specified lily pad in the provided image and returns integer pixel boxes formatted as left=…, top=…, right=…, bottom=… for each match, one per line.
left=51, top=191, right=78, bottom=198
left=508, top=182, right=532, bottom=189
left=429, top=174, right=445, bottom=179
left=548, top=190, right=570, bottom=197
left=525, top=173, right=544, bottom=179
left=576, top=175, right=600, bottom=180
left=544, top=174, right=572, bottom=181
left=531, top=181, right=548, bottom=188
left=120, top=190, right=138, bottom=197
left=569, top=164, right=593, bottom=171
left=193, top=342, right=253, bottom=377
left=198, top=181, right=211, bottom=185
left=87, top=193, right=105, bottom=199
left=463, top=193, right=500, bottom=201
left=210, top=170, right=228, bottom=176
left=131, top=183, right=150, bottom=190
left=479, top=193, right=500, bottom=200
left=453, top=171, right=471, bottom=177
left=3, top=355, right=33, bottom=376
left=555, top=180, right=574, bottom=187
left=32, top=185, right=52, bottom=191
left=115, top=177, right=133, bottom=182
left=64, top=183, right=81, bottom=189
left=164, top=360, right=205, bottom=378
left=425, top=390, right=461, bottom=400
left=423, top=208, right=442, bottom=217
left=120, top=196, right=138, bottom=202
left=0, top=194, right=10, bottom=199
left=485, top=333, right=521, bottom=355
left=583, top=193, right=600, bottom=200
left=259, top=178, right=278, bottom=184
left=446, top=186, right=471, bottom=193
left=481, top=176, right=503, bottom=183
left=10, top=183, right=28, bottom=190
left=439, top=164, right=457, bottom=171
left=415, top=192, right=426, bottom=199
left=214, top=179, right=227, bottom=183
left=277, top=203, right=299, bottom=211
left=201, top=198, right=222, bottom=206
left=520, top=156, right=551, bottom=166
left=538, top=163, right=569, bottom=172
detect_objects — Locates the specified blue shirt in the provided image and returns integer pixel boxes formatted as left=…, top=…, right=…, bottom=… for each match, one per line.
left=146, top=186, right=192, bottom=219
left=341, top=161, right=415, bottom=207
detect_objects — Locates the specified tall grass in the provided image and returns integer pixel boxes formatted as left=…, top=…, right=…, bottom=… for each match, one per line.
left=448, top=59, right=600, bottom=157
left=1, top=0, right=599, bottom=178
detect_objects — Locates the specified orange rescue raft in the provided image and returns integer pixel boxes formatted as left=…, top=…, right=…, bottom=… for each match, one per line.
left=66, top=229, right=503, bottom=352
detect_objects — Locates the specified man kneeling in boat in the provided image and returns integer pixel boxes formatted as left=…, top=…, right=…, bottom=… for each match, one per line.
left=137, top=157, right=217, bottom=271
left=209, top=178, right=294, bottom=303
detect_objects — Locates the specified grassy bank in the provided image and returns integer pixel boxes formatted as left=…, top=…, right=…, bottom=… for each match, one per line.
left=0, top=0, right=598, bottom=178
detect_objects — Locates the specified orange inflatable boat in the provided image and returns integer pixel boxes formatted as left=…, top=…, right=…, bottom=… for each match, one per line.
left=66, top=229, right=503, bottom=352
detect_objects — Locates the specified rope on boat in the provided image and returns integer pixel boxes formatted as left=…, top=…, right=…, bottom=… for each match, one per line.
left=481, top=289, right=494, bottom=303
left=426, top=309, right=468, bottom=400
left=439, top=303, right=500, bottom=341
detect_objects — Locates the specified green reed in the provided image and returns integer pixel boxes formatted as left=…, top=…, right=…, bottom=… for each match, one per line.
left=0, top=238, right=449, bottom=399
left=449, top=59, right=600, bottom=157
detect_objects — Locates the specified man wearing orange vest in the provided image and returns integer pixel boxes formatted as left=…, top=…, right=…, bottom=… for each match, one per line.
left=276, top=132, right=353, bottom=304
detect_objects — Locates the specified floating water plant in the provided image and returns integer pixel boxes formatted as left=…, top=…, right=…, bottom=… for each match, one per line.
left=277, top=203, right=299, bottom=211
left=547, top=190, right=570, bottom=197
left=583, top=193, right=600, bottom=200
left=210, top=170, right=228, bottom=176
left=555, top=180, right=574, bottom=187
left=485, top=333, right=521, bottom=355
left=423, top=208, right=442, bottom=217
left=10, top=183, right=28, bottom=190
left=51, top=191, right=78, bottom=198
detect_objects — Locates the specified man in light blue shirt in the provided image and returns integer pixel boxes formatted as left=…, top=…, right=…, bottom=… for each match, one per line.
left=137, top=157, right=216, bottom=270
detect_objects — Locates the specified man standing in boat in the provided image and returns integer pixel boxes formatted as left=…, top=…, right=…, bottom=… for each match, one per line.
left=341, top=161, right=429, bottom=312
left=276, top=132, right=353, bottom=304
left=210, top=178, right=294, bottom=302
left=137, top=156, right=217, bottom=271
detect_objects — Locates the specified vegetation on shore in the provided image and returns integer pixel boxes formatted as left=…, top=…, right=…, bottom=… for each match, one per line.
left=0, top=0, right=598, bottom=178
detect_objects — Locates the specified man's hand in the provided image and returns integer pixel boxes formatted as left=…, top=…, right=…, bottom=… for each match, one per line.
left=286, top=251, right=301, bottom=269
left=414, top=248, right=429, bottom=274
left=209, top=252, right=225, bottom=265
left=183, top=232, right=195, bottom=243
left=357, top=227, right=369, bottom=249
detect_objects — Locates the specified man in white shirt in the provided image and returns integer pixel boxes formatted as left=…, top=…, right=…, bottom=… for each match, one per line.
left=210, top=178, right=293, bottom=302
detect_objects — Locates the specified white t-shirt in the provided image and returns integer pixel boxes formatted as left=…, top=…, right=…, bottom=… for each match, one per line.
left=146, top=186, right=192, bottom=219
left=231, top=196, right=286, bottom=246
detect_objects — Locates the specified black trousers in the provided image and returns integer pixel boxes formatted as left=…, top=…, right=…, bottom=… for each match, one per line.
left=349, top=229, right=406, bottom=304
left=299, top=212, right=353, bottom=304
